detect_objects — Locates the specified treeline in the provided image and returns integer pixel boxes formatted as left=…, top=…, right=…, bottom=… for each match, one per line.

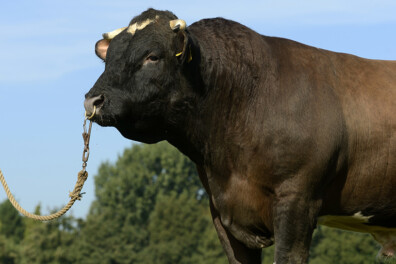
left=0, top=142, right=380, bottom=263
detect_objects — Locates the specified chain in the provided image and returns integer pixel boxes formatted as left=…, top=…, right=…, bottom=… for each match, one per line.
left=82, top=105, right=96, bottom=171
left=82, top=118, right=93, bottom=171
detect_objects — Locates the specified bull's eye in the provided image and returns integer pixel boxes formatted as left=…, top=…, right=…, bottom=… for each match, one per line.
left=147, top=55, right=159, bottom=61
left=143, top=54, right=160, bottom=66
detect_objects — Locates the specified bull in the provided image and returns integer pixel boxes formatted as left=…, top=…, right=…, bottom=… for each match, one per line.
left=84, top=8, right=396, bottom=264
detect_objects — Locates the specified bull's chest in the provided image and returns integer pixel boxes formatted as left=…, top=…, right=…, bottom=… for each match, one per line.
left=208, top=173, right=275, bottom=248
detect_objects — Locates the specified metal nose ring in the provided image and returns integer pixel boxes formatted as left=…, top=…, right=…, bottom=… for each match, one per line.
left=85, top=105, right=96, bottom=120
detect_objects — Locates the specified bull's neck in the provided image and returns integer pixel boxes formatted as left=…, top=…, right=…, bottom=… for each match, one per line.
left=169, top=24, right=274, bottom=167
left=167, top=34, right=272, bottom=167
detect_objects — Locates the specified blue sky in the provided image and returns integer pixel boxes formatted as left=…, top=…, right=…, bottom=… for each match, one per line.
left=0, top=0, right=395, bottom=219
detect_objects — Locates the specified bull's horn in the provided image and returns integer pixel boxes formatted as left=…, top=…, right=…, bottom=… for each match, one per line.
left=102, top=27, right=127, bottom=40
left=169, top=19, right=186, bottom=31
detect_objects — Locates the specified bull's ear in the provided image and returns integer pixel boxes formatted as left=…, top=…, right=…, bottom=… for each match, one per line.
left=174, top=30, right=192, bottom=64
left=95, top=39, right=110, bottom=61
left=170, top=19, right=192, bottom=64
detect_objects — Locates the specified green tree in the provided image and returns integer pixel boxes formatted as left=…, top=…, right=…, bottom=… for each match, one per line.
left=19, top=207, right=78, bottom=264
left=0, top=233, right=19, bottom=264
left=261, top=245, right=275, bottom=264
left=0, top=200, right=24, bottom=263
left=139, top=191, right=226, bottom=264
left=309, top=226, right=380, bottom=264
left=192, top=217, right=229, bottom=264
left=75, top=142, right=225, bottom=264
left=0, top=199, right=25, bottom=242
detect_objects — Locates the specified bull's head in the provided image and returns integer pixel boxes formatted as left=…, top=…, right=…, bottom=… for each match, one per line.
left=84, top=9, right=196, bottom=143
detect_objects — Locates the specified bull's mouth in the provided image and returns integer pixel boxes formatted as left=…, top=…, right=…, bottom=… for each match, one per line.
left=86, top=109, right=117, bottom=127
left=84, top=94, right=165, bottom=143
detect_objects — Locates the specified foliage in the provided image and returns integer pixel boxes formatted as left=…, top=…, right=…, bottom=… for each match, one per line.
left=0, top=142, right=385, bottom=263
left=309, top=226, right=380, bottom=264
left=0, top=233, right=19, bottom=264
left=0, top=200, right=25, bottom=242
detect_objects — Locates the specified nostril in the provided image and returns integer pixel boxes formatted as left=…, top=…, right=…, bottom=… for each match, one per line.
left=94, top=94, right=105, bottom=107
left=84, top=94, right=105, bottom=116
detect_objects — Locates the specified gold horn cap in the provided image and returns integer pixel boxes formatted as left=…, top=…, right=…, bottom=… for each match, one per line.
left=102, top=27, right=127, bottom=40
left=169, top=19, right=186, bottom=31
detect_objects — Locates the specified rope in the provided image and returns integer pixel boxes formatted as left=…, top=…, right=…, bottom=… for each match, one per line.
left=0, top=169, right=88, bottom=221
left=0, top=114, right=94, bottom=221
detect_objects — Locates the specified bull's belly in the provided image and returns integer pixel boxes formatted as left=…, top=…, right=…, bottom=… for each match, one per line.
left=318, top=212, right=396, bottom=259
left=317, top=212, right=396, bottom=233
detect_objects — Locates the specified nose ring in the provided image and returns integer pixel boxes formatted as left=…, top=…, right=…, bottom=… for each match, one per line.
left=85, top=105, right=96, bottom=120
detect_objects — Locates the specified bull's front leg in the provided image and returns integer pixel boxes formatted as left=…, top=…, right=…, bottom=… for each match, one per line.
left=210, top=200, right=262, bottom=264
left=272, top=192, right=322, bottom=264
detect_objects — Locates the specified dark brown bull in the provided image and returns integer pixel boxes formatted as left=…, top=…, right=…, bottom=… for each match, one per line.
left=84, top=9, right=396, bottom=264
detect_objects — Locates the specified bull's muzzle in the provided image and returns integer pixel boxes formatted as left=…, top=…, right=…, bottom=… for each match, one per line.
left=84, top=95, right=104, bottom=119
